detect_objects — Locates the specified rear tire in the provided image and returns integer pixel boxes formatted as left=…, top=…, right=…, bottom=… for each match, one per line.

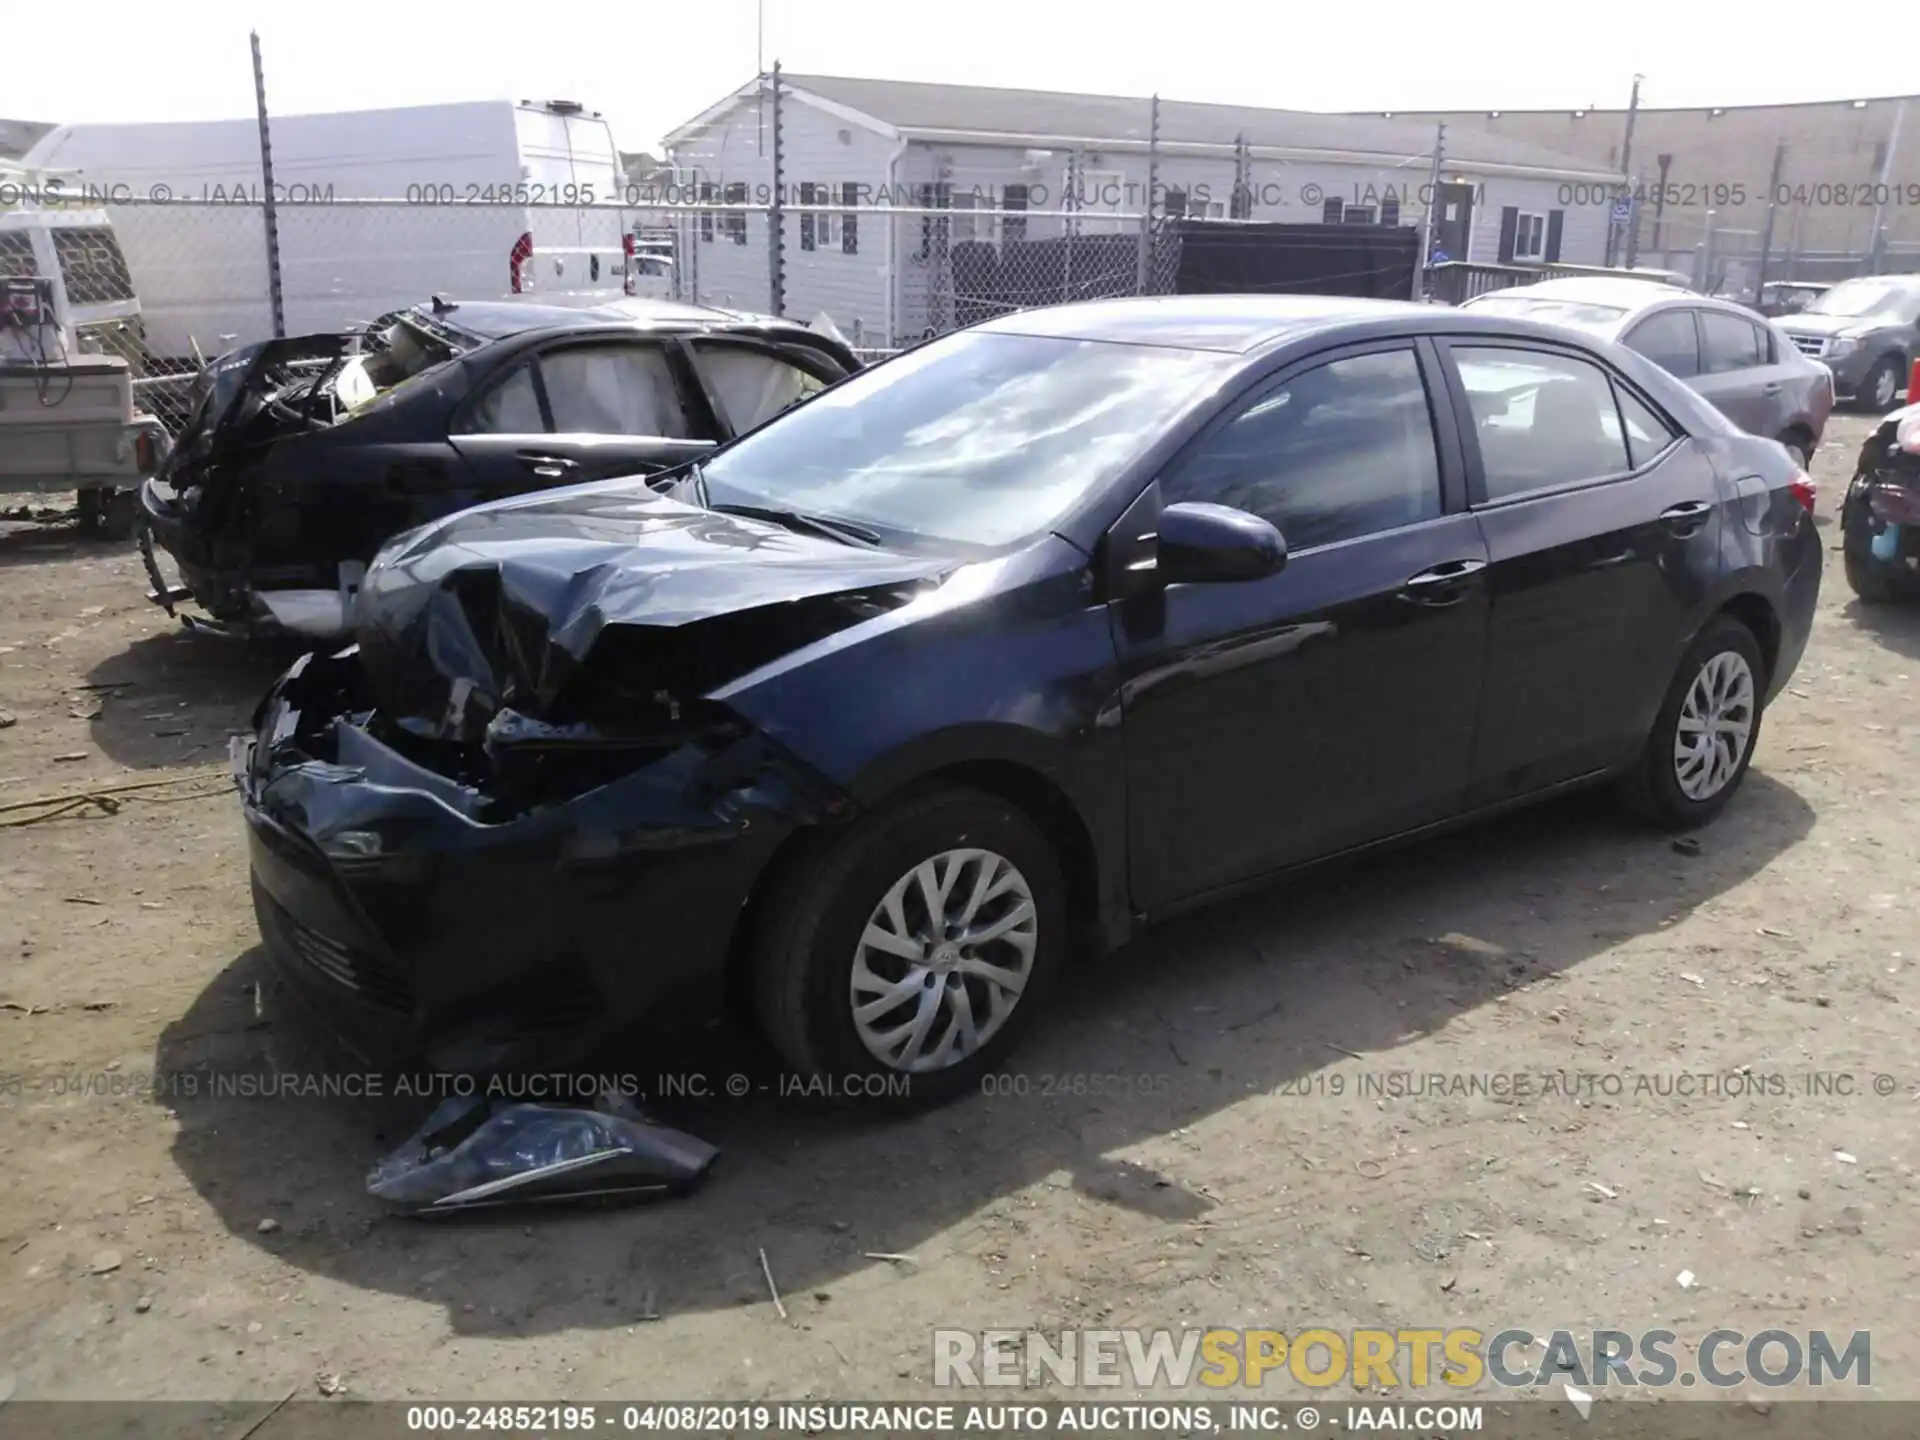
left=1618, top=616, right=1767, bottom=830
left=751, top=786, right=1066, bottom=1107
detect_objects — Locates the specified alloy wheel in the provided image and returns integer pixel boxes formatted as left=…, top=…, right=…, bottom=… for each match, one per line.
left=848, top=848, right=1037, bottom=1073
left=1872, top=363, right=1898, bottom=410
left=1672, top=650, right=1756, bottom=802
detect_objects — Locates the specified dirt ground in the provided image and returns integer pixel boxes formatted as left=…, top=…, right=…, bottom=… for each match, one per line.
left=1, top=417, right=1916, bottom=1410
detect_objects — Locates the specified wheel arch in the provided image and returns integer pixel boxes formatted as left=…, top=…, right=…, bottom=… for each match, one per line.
left=719, top=730, right=1128, bottom=1032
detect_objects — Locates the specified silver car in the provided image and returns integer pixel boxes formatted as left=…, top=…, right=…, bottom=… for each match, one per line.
left=1461, top=277, right=1835, bottom=466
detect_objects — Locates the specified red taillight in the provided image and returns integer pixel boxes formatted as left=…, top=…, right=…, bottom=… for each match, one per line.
left=508, top=231, right=534, bottom=294
left=622, top=233, right=637, bottom=296
left=1789, top=470, right=1817, bottom=514
left=134, top=430, right=156, bottom=471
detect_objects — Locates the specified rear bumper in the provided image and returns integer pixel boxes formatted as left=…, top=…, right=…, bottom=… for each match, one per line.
left=236, top=649, right=841, bottom=1075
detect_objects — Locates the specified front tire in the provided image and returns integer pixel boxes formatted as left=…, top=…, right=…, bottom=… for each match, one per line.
left=752, top=786, right=1066, bottom=1106
left=1619, top=616, right=1766, bottom=830
left=1858, top=356, right=1902, bottom=413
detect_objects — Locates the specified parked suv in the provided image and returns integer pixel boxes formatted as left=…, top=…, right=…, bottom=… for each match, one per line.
left=1773, top=274, right=1920, bottom=411
left=1462, top=278, right=1833, bottom=465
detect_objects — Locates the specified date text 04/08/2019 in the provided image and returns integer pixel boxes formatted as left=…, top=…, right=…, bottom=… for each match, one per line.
left=404, top=1402, right=1488, bottom=1433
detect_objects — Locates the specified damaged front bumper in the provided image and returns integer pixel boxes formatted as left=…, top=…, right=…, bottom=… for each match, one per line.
left=234, top=646, right=849, bottom=1076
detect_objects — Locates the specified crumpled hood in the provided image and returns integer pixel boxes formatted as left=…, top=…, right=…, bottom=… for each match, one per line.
left=351, top=477, right=950, bottom=734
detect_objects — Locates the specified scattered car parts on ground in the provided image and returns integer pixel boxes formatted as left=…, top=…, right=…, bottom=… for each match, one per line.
left=138, top=297, right=859, bottom=640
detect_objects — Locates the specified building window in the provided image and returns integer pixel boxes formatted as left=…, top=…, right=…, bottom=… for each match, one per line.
left=1002, top=183, right=1029, bottom=244
left=1322, top=196, right=1344, bottom=224
left=798, top=181, right=816, bottom=251
left=917, top=182, right=952, bottom=260
left=1514, top=211, right=1546, bottom=261
left=1342, top=204, right=1377, bottom=224
left=798, top=183, right=838, bottom=251
left=840, top=181, right=859, bottom=255
left=949, top=191, right=992, bottom=244
left=723, top=182, right=748, bottom=245
left=1163, top=187, right=1188, bottom=219
left=1381, top=194, right=1401, bottom=227
left=699, top=183, right=714, bottom=243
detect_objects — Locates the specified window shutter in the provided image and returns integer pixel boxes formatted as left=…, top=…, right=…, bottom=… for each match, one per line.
left=1497, top=207, right=1520, bottom=263
left=840, top=182, right=859, bottom=254
left=1544, top=209, right=1565, bottom=263
left=1381, top=194, right=1401, bottom=228
left=1322, top=196, right=1344, bottom=224
left=799, top=182, right=816, bottom=251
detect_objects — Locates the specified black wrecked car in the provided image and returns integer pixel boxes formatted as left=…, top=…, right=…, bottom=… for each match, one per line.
left=235, top=295, right=1822, bottom=1101
left=139, top=298, right=859, bottom=638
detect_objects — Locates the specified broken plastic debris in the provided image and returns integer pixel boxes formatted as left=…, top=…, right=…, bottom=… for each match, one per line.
left=1834, top=1151, right=1858, bottom=1165
left=367, top=1091, right=717, bottom=1215
left=1563, top=1382, right=1593, bottom=1419
left=1676, top=1269, right=1696, bottom=1289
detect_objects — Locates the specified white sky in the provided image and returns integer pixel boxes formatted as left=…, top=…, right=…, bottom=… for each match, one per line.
left=12, top=1, right=1913, bottom=154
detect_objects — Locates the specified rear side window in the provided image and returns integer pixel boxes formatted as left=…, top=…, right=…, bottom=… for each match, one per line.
left=1615, top=387, right=1680, bottom=468
left=51, top=228, right=136, bottom=303
left=1622, top=310, right=1701, bottom=378
left=1454, top=347, right=1632, bottom=500
left=1160, top=348, right=1443, bottom=550
left=462, top=364, right=544, bottom=433
left=1699, top=311, right=1768, bottom=374
left=691, top=343, right=827, bottom=432
left=540, top=344, right=693, bottom=437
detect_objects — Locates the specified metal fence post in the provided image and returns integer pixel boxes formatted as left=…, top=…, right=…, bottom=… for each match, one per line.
left=768, top=63, right=786, bottom=316
left=1754, top=141, right=1786, bottom=299
left=249, top=30, right=286, bottom=339
left=1136, top=94, right=1160, bottom=295
left=1416, top=123, right=1445, bottom=299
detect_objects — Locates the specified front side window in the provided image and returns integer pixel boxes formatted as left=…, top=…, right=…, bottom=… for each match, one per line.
left=694, top=330, right=1227, bottom=549
left=692, top=343, right=828, bottom=432
left=1159, top=349, right=1443, bottom=551
left=1622, top=309, right=1702, bottom=377
left=1454, top=347, right=1634, bottom=500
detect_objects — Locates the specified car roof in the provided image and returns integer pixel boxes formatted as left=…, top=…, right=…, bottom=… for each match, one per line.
left=1472, top=276, right=1692, bottom=310
left=973, top=294, right=1442, bottom=354
left=405, top=298, right=798, bottom=342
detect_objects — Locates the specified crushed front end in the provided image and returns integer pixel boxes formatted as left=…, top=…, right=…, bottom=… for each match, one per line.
left=234, top=645, right=850, bottom=1077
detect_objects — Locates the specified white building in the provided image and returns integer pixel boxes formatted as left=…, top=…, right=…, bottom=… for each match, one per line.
left=662, top=74, right=1625, bottom=346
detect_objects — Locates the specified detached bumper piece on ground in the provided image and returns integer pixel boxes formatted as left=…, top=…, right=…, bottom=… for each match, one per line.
left=367, top=1090, right=718, bottom=1215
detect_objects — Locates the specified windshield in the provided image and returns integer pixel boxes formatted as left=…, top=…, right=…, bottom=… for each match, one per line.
left=693, top=329, right=1229, bottom=548
left=1804, top=279, right=1920, bottom=320
left=1462, top=295, right=1628, bottom=333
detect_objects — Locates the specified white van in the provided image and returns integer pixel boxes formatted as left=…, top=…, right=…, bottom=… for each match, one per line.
left=22, top=100, right=630, bottom=363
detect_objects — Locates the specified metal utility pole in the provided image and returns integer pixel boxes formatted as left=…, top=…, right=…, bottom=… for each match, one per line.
left=1867, top=97, right=1907, bottom=274
left=250, top=30, right=285, bottom=338
left=1754, top=141, right=1787, bottom=298
left=755, top=0, right=766, bottom=155
left=1650, top=152, right=1673, bottom=254
left=1610, top=73, right=1643, bottom=268
left=1416, top=123, right=1445, bottom=300
left=767, top=61, right=785, bottom=316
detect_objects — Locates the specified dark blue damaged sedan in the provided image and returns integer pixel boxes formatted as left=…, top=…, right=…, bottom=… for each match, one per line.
left=234, top=294, right=1821, bottom=1102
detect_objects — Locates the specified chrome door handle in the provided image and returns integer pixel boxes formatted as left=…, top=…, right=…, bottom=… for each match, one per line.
left=1399, top=557, right=1488, bottom=606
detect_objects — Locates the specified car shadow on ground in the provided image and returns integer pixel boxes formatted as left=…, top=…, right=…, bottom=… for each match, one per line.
left=1839, top=596, right=1920, bottom=661
left=82, top=629, right=303, bottom=770
left=153, top=772, right=1815, bottom=1336
left=0, top=522, right=122, bottom=573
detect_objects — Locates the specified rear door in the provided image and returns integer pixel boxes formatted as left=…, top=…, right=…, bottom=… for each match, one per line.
left=681, top=337, right=847, bottom=437
left=1440, top=340, right=1724, bottom=802
left=448, top=337, right=717, bottom=498
left=1690, top=308, right=1787, bottom=435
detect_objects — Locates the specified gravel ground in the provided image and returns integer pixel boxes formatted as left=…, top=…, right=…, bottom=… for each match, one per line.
left=0, top=414, right=1915, bottom=1410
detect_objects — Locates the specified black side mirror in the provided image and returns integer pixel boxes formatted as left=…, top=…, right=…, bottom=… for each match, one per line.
left=1158, top=501, right=1287, bottom=585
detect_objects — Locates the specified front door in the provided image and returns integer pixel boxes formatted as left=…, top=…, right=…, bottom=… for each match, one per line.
left=1434, top=182, right=1476, bottom=264
left=1113, top=342, right=1490, bottom=912
left=1441, top=340, right=1727, bottom=802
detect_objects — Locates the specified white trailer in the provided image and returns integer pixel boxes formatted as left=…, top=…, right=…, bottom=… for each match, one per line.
left=21, top=99, right=630, bottom=361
